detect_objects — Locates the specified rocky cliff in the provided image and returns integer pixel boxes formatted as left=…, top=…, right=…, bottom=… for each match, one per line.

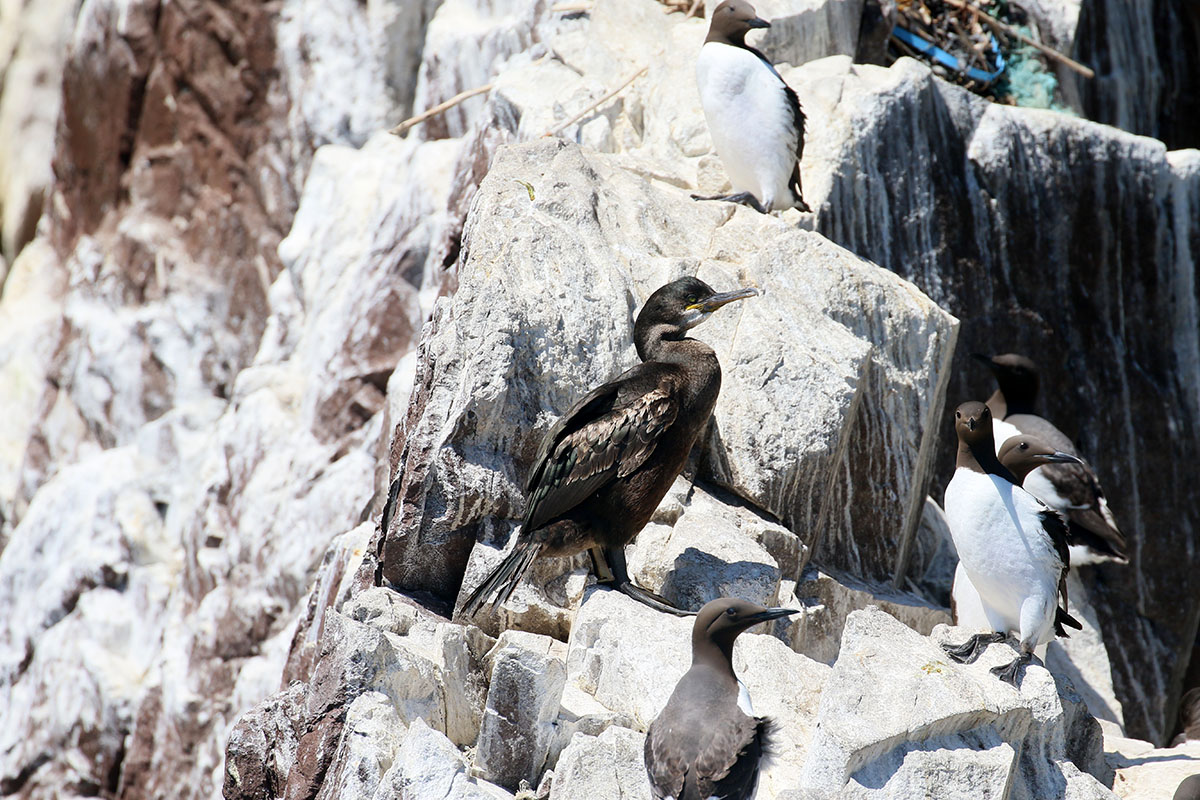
left=0, top=0, right=1197, bottom=798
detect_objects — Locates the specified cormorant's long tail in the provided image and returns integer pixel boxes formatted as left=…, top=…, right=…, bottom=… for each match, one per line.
left=459, top=540, right=542, bottom=618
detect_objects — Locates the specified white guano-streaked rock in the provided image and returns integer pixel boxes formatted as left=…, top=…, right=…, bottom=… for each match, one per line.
left=800, top=607, right=1112, bottom=799
left=383, top=137, right=957, bottom=607
left=786, top=565, right=952, bottom=665
left=549, top=726, right=652, bottom=800
left=474, top=630, right=567, bottom=790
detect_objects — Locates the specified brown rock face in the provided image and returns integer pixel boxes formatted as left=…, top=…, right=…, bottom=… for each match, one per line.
left=47, top=0, right=291, bottom=408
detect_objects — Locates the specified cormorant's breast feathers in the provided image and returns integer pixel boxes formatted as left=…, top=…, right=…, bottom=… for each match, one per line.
left=523, top=363, right=682, bottom=531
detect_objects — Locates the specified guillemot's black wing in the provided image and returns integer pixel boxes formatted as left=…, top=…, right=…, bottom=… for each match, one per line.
left=523, top=363, right=680, bottom=532
left=645, top=710, right=768, bottom=800
left=1038, top=508, right=1083, bottom=634
left=1007, top=413, right=1128, bottom=561
left=746, top=45, right=809, bottom=212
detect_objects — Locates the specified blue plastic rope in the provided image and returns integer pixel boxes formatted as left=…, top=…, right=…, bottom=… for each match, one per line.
left=892, top=24, right=1006, bottom=83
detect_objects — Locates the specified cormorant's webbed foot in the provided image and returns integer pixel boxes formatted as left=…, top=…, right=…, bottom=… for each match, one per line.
left=941, top=631, right=1007, bottom=664
left=597, top=545, right=696, bottom=617
left=617, top=581, right=695, bottom=616
left=991, top=651, right=1032, bottom=687
left=689, top=191, right=769, bottom=214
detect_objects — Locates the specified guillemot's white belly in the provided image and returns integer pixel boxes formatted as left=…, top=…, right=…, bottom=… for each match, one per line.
left=944, top=468, right=1062, bottom=645
left=696, top=41, right=799, bottom=211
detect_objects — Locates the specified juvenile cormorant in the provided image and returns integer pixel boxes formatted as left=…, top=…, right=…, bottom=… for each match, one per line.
left=644, top=598, right=798, bottom=799
left=942, top=401, right=1081, bottom=686
left=692, top=0, right=810, bottom=214
left=974, top=352, right=1128, bottom=564
left=460, top=277, right=758, bottom=617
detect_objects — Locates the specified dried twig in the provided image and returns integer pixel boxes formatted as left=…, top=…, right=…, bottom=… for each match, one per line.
left=685, top=0, right=704, bottom=18
left=943, top=0, right=1095, bottom=77
left=551, top=1, right=592, bottom=11
left=543, top=65, right=648, bottom=137
left=389, top=84, right=494, bottom=136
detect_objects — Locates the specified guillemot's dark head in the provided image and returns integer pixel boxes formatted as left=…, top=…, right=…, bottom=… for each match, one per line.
left=706, top=0, right=771, bottom=46
left=954, top=401, right=994, bottom=449
left=633, top=277, right=757, bottom=359
left=998, top=435, right=1083, bottom=483
left=692, top=597, right=798, bottom=658
left=954, top=401, right=1019, bottom=482
left=973, top=352, right=1040, bottom=412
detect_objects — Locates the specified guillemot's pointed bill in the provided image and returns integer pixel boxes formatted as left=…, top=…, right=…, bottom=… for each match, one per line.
left=692, top=0, right=810, bottom=215
left=974, top=352, right=1129, bottom=564
left=645, top=598, right=799, bottom=800
left=942, top=401, right=1081, bottom=686
left=458, top=278, right=758, bottom=620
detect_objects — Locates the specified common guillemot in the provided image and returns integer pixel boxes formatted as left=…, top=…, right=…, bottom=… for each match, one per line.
left=942, top=401, right=1081, bottom=686
left=692, top=0, right=811, bottom=214
left=644, top=598, right=798, bottom=799
left=951, top=434, right=1084, bottom=636
left=974, top=352, right=1128, bottom=565
left=459, top=277, right=757, bottom=618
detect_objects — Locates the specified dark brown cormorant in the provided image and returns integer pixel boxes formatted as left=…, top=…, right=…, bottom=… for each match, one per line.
left=974, top=352, right=1129, bottom=564
left=644, top=598, right=798, bottom=800
left=460, top=277, right=758, bottom=617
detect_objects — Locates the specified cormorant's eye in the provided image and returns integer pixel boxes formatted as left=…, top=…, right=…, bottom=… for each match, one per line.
left=1019, top=442, right=1029, bottom=450
left=725, top=607, right=737, bottom=616
left=687, top=295, right=698, bottom=305
left=955, top=411, right=961, bottom=419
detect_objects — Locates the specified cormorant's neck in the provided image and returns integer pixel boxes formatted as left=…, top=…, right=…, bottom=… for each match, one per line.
left=957, top=439, right=1019, bottom=485
left=636, top=327, right=716, bottom=367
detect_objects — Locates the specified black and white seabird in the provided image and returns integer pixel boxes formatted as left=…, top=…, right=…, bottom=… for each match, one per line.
left=645, top=598, right=799, bottom=800
left=974, top=352, right=1129, bottom=565
left=951, top=434, right=1085, bottom=634
left=998, top=435, right=1085, bottom=483
left=942, top=401, right=1081, bottom=686
left=460, top=277, right=758, bottom=618
left=692, top=0, right=810, bottom=214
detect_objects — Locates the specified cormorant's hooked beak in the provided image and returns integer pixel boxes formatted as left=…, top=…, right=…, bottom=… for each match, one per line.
left=747, top=16, right=771, bottom=28
left=742, top=607, right=800, bottom=626
left=1032, top=451, right=1083, bottom=465
left=693, top=287, right=759, bottom=313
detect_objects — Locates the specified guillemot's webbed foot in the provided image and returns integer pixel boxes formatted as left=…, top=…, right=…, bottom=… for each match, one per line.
left=942, top=631, right=1007, bottom=664
left=689, top=191, right=769, bottom=214
left=990, top=651, right=1032, bottom=687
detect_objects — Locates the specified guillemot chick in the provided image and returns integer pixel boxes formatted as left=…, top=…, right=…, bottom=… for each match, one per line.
left=459, top=277, right=757, bottom=618
left=645, top=598, right=799, bottom=799
left=692, top=0, right=810, bottom=214
left=974, top=352, right=1128, bottom=565
left=942, top=401, right=1081, bottom=686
